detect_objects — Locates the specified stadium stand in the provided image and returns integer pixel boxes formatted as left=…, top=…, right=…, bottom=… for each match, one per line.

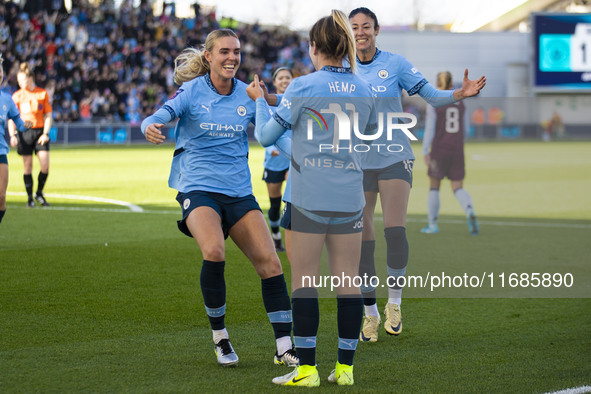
left=0, top=0, right=313, bottom=125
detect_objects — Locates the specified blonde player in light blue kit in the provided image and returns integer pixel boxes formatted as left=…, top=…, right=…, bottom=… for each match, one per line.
left=141, top=29, right=297, bottom=369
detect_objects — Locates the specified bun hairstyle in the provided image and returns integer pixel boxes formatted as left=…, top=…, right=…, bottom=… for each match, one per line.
left=174, top=29, right=239, bottom=85
left=437, top=71, right=453, bottom=90
left=309, top=9, right=357, bottom=72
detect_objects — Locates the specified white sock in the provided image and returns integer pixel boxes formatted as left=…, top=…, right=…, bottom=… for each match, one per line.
left=364, top=303, right=379, bottom=317
left=212, top=328, right=229, bottom=344
left=276, top=335, right=292, bottom=355
left=454, top=188, right=475, bottom=217
left=272, top=232, right=282, bottom=240
left=388, top=288, right=402, bottom=306
left=428, top=189, right=440, bottom=226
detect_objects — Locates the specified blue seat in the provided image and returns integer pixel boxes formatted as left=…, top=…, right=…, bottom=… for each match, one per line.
left=114, top=128, right=127, bottom=144
left=48, top=126, right=58, bottom=143
left=98, top=128, right=113, bottom=144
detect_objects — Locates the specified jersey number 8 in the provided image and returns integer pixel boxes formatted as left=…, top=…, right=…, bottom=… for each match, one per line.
left=445, top=106, right=460, bottom=133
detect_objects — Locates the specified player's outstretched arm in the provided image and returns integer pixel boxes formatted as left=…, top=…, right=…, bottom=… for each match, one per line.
left=144, top=123, right=166, bottom=145
left=453, top=68, right=486, bottom=101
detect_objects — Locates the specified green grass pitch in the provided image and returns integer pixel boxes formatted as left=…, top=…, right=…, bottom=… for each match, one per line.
left=1, top=141, right=590, bottom=392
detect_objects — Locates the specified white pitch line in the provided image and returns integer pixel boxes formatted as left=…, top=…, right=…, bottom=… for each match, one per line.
left=404, top=217, right=591, bottom=229
left=6, top=195, right=591, bottom=229
left=7, top=192, right=144, bottom=212
left=544, top=385, right=591, bottom=394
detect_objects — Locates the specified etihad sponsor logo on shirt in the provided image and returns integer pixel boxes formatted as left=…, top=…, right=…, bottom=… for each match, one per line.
left=200, top=123, right=245, bottom=136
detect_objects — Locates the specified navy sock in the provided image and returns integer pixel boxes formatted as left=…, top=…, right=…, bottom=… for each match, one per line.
left=261, top=274, right=292, bottom=339
left=269, top=196, right=282, bottom=234
left=337, top=296, right=363, bottom=366
left=385, top=227, right=409, bottom=289
left=37, top=172, right=48, bottom=195
left=292, top=287, right=319, bottom=366
left=0, top=209, right=5, bottom=224
left=359, top=240, right=377, bottom=305
left=200, top=260, right=226, bottom=330
left=24, top=174, right=33, bottom=198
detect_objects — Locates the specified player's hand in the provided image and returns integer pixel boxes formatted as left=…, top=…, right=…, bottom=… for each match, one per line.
left=424, top=154, right=431, bottom=167
left=38, top=134, right=50, bottom=146
left=454, top=69, right=486, bottom=100
left=23, top=121, right=33, bottom=129
left=246, top=74, right=265, bottom=101
left=145, top=123, right=166, bottom=145
left=271, top=149, right=280, bottom=157
left=9, top=135, right=18, bottom=148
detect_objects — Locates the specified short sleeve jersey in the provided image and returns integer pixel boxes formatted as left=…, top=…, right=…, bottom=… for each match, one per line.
left=12, top=87, right=52, bottom=129
left=274, top=66, right=377, bottom=213
left=0, top=93, right=26, bottom=155
left=164, top=74, right=256, bottom=196
left=355, top=49, right=427, bottom=169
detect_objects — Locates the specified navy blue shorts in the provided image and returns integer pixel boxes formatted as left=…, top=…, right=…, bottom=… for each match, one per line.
left=363, top=159, right=414, bottom=192
left=263, top=168, right=288, bottom=184
left=0, top=154, right=7, bottom=164
left=280, top=201, right=292, bottom=230
left=291, top=205, right=363, bottom=235
left=176, top=191, right=262, bottom=239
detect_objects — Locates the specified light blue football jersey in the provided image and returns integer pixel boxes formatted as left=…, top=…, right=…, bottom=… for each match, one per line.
left=355, top=49, right=427, bottom=169
left=142, top=74, right=256, bottom=197
left=273, top=66, right=377, bottom=213
left=0, top=92, right=27, bottom=155
left=263, top=125, right=290, bottom=172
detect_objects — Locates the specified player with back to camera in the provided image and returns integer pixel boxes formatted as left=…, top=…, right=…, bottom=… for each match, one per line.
left=348, top=7, right=485, bottom=343
left=421, top=71, right=479, bottom=235
left=247, top=9, right=378, bottom=387
left=262, top=67, right=293, bottom=252
left=141, top=29, right=298, bottom=368
left=0, top=55, right=33, bottom=225
left=9, top=63, right=53, bottom=208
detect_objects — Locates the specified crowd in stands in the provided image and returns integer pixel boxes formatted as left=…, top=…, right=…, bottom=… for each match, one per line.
left=0, top=0, right=313, bottom=124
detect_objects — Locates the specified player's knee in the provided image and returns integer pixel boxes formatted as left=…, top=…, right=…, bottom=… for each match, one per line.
left=254, top=252, right=282, bottom=279
left=200, top=244, right=225, bottom=262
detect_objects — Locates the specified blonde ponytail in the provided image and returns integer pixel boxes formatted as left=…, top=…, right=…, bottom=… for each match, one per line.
left=437, top=71, right=453, bottom=90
